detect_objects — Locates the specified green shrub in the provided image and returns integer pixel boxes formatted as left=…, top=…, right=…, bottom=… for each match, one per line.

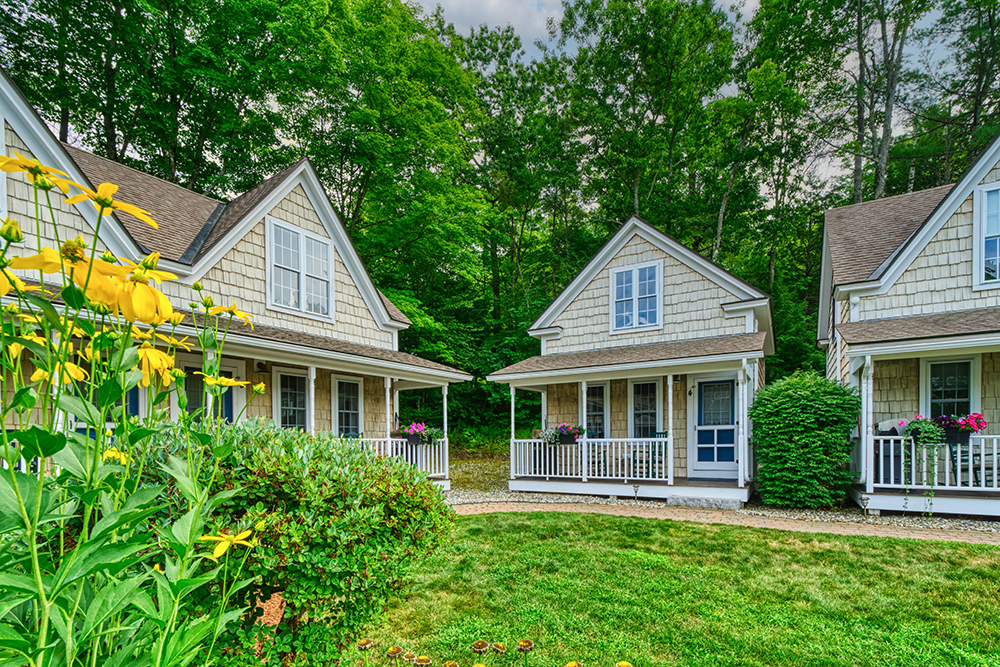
left=748, top=371, right=861, bottom=508
left=141, top=419, right=454, bottom=666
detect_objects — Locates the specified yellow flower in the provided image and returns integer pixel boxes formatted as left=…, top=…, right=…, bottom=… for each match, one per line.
left=471, top=641, right=489, bottom=655
left=193, top=372, right=249, bottom=388
left=120, top=252, right=176, bottom=284
left=153, top=563, right=163, bottom=573
left=208, top=301, right=254, bottom=329
left=155, top=333, right=192, bottom=351
left=0, top=217, right=23, bottom=243
left=252, top=382, right=266, bottom=394
left=137, top=343, right=175, bottom=388
left=403, top=654, right=416, bottom=664
left=491, top=644, right=506, bottom=655
left=192, top=281, right=204, bottom=292
left=386, top=646, right=404, bottom=660
left=101, top=447, right=130, bottom=465
left=116, top=274, right=174, bottom=325
left=65, top=182, right=158, bottom=228
left=0, top=153, right=78, bottom=193
left=357, top=639, right=374, bottom=652
left=31, top=361, right=89, bottom=384
left=199, top=529, right=253, bottom=559
left=130, top=326, right=154, bottom=341
left=414, top=658, right=431, bottom=667
left=564, top=662, right=582, bottom=667
left=164, top=312, right=185, bottom=326
left=9, top=239, right=125, bottom=307
left=0, top=267, right=30, bottom=297
left=516, top=640, right=534, bottom=654
left=615, top=662, right=632, bottom=667
left=443, top=661, right=458, bottom=667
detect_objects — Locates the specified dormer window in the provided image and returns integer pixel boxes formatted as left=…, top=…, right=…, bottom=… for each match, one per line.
left=267, top=216, right=332, bottom=318
left=610, top=260, right=662, bottom=333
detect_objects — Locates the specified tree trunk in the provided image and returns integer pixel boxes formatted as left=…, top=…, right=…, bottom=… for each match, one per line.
left=853, top=0, right=866, bottom=204
left=872, top=16, right=908, bottom=200
left=712, top=122, right=751, bottom=262
left=632, top=169, right=641, bottom=218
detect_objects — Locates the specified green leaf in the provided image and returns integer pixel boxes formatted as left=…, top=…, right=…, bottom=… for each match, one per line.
left=58, top=540, right=147, bottom=589
left=81, top=575, right=148, bottom=640
left=56, top=394, right=102, bottom=427
left=94, top=377, right=125, bottom=409
left=60, top=284, right=86, bottom=311
left=9, top=427, right=66, bottom=459
left=52, top=437, right=88, bottom=481
left=24, top=293, right=61, bottom=330
left=0, top=623, right=30, bottom=657
left=0, top=573, right=40, bottom=597
left=115, top=347, right=140, bottom=375
left=170, top=508, right=200, bottom=547
left=0, top=472, right=52, bottom=533
left=127, top=429, right=158, bottom=446
left=161, top=456, right=199, bottom=502
left=212, top=443, right=233, bottom=459
left=121, top=368, right=145, bottom=392
left=3, top=388, right=36, bottom=417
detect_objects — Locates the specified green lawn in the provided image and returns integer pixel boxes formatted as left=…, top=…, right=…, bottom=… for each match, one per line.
left=363, top=513, right=1000, bottom=667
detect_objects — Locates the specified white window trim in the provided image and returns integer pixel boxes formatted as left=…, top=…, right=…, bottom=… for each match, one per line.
left=332, top=374, right=365, bottom=436
left=169, top=353, right=248, bottom=423
left=579, top=382, right=611, bottom=439
left=972, top=184, right=1000, bottom=292
left=0, top=109, right=7, bottom=219
left=265, top=215, right=336, bottom=322
left=919, top=354, right=981, bottom=418
left=272, top=366, right=310, bottom=429
left=608, top=259, right=664, bottom=335
left=626, top=377, right=662, bottom=438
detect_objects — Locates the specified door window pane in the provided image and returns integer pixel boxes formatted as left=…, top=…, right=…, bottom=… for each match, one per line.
left=280, top=374, right=307, bottom=430
left=700, top=382, right=733, bottom=426
left=586, top=385, right=606, bottom=439
left=929, top=361, right=971, bottom=418
left=337, top=380, right=361, bottom=435
left=632, top=382, right=657, bottom=438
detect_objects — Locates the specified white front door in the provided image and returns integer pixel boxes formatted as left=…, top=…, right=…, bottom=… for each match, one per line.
left=691, top=379, right=738, bottom=479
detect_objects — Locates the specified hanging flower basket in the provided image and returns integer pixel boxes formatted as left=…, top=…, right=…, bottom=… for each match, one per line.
left=558, top=433, right=576, bottom=444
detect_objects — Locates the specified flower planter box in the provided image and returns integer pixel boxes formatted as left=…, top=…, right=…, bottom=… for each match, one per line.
left=558, top=433, right=577, bottom=444
left=944, top=428, right=971, bottom=445
left=390, top=432, right=423, bottom=445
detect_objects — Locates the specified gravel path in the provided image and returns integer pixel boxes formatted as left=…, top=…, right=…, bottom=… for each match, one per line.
left=444, top=487, right=1000, bottom=534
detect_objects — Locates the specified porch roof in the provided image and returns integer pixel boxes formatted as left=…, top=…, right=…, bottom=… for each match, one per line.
left=488, top=333, right=766, bottom=382
left=838, top=307, right=1000, bottom=346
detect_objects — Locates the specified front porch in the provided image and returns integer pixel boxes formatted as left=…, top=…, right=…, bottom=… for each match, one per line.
left=488, top=337, right=767, bottom=507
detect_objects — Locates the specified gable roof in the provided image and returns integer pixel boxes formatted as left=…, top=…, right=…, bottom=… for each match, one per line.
left=529, top=215, right=770, bottom=335
left=825, top=184, right=954, bottom=286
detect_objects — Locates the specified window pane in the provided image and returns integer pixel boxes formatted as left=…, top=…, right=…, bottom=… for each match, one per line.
left=305, top=276, right=329, bottom=316
left=273, top=225, right=300, bottom=270
left=273, top=266, right=300, bottom=308
left=717, top=446, right=735, bottom=462
left=697, top=447, right=716, bottom=461
left=701, top=382, right=732, bottom=426
left=929, top=361, right=971, bottom=418
left=305, top=238, right=329, bottom=279
left=337, top=380, right=361, bottom=434
left=586, top=385, right=605, bottom=439
left=638, top=266, right=656, bottom=297
left=615, top=271, right=632, bottom=300
left=280, top=374, right=307, bottom=430
left=615, top=300, right=633, bottom=329
left=632, top=382, right=657, bottom=438
left=987, top=190, right=1000, bottom=237
left=638, top=296, right=657, bottom=326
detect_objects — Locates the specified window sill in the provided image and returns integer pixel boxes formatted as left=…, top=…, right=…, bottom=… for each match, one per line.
left=610, top=323, right=664, bottom=336
left=266, top=302, right=336, bottom=325
left=971, top=280, right=1000, bottom=292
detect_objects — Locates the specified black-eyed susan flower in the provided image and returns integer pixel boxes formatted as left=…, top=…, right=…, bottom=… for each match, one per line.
left=253, top=382, right=266, bottom=394
left=31, top=361, right=88, bottom=384
left=120, top=253, right=176, bottom=284
left=193, top=372, right=250, bottom=388
left=137, top=343, right=175, bottom=388
left=491, top=643, right=506, bottom=655
left=209, top=301, right=254, bottom=329
left=10, top=239, right=124, bottom=307
left=414, top=657, right=431, bottom=667
left=386, top=646, right=403, bottom=661
left=155, top=333, right=192, bottom=351
left=516, top=641, right=533, bottom=654
left=116, top=273, right=174, bottom=324
left=65, top=182, right=158, bottom=228
left=403, top=654, right=416, bottom=664
left=0, top=153, right=75, bottom=192
left=443, top=661, right=458, bottom=667
left=101, top=447, right=130, bottom=465
left=199, top=529, right=253, bottom=559
left=471, top=641, right=489, bottom=655
left=357, top=638, right=374, bottom=651
left=0, top=217, right=23, bottom=243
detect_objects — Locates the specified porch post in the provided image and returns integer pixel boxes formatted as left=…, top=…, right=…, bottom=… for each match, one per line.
left=393, top=389, right=400, bottom=429
left=307, top=366, right=316, bottom=434
left=581, top=380, right=588, bottom=482
left=667, top=374, right=674, bottom=485
left=737, top=360, right=748, bottom=488
left=442, top=384, right=449, bottom=479
left=384, top=377, right=392, bottom=442
left=863, top=356, right=874, bottom=493
left=509, top=385, right=516, bottom=480
left=541, top=390, right=548, bottom=430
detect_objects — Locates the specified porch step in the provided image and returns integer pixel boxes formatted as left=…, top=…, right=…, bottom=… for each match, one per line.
left=661, top=496, right=743, bottom=511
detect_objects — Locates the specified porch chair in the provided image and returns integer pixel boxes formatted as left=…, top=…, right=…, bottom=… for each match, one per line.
left=631, top=431, right=670, bottom=479
left=948, top=442, right=996, bottom=487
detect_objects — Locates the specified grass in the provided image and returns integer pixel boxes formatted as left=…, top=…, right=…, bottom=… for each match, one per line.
left=362, top=513, right=1000, bottom=667
left=448, top=457, right=508, bottom=492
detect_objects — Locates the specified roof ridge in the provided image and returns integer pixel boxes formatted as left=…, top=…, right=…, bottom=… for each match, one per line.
left=61, top=143, right=224, bottom=204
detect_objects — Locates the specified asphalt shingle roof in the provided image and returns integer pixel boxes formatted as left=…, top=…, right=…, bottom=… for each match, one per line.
left=837, top=308, right=1000, bottom=345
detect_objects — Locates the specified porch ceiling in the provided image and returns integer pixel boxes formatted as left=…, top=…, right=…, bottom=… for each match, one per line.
left=487, top=333, right=765, bottom=385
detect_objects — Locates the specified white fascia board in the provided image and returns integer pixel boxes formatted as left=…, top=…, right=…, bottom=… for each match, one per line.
left=170, top=323, right=469, bottom=384
left=817, top=229, right=833, bottom=342
left=865, top=132, right=1000, bottom=296
left=0, top=72, right=140, bottom=260
left=817, top=338, right=830, bottom=349
left=844, top=333, right=1000, bottom=359
left=527, top=326, right=562, bottom=340
left=185, top=161, right=405, bottom=333
left=486, top=350, right=762, bottom=385
left=530, top=216, right=764, bottom=331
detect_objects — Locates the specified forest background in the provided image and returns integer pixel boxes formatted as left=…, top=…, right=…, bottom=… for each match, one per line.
left=2, top=0, right=997, bottom=449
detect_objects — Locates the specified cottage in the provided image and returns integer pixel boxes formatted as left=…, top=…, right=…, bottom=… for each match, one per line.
left=0, top=69, right=470, bottom=487
left=488, top=216, right=774, bottom=508
left=819, top=134, right=1000, bottom=516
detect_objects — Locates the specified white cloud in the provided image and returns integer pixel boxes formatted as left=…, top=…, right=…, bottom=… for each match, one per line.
left=414, top=0, right=564, bottom=54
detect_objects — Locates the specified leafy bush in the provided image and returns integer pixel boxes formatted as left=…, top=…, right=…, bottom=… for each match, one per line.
left=142, top=421, right=454, bottom=666
left=748, top=371, right=861, bottom=508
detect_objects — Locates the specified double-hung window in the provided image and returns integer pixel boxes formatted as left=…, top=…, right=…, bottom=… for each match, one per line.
left=928, top=360, right=972, bottom=418
left=333, top=376, right=364, bottom=437
left=269, top=217, right=332, bottom=317
left=272, top=368, right=308, bottom=430
left=610, top=261, right=661, bottom=332
left=974, top=186, right=1000, bottom=289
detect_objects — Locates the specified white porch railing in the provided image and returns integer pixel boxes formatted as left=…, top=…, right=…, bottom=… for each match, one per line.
left=364, top=438, right=448, bottom=478
left=871, top=436, right=999, bottom=491
left=510, top=438, right=674, bottom=483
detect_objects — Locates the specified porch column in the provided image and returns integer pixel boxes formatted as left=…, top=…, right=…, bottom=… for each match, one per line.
left=509, top=386, right=516, bottom=480
left=384, top=377, right=392, bottom=442
left=667, top=374, right=674, bottom=485
left=393, top=389, right=400, bottom=429
left=581, top=380, right=588, bottom=482
left=863, top=356, right=874, bottom=493
left=442, top=384, right=449, bottom=478
left=737, top=360, right=748, bottom=488
left=541, top=390, right=548, bottom=430
left=307, top=366, right=316, bottom=434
